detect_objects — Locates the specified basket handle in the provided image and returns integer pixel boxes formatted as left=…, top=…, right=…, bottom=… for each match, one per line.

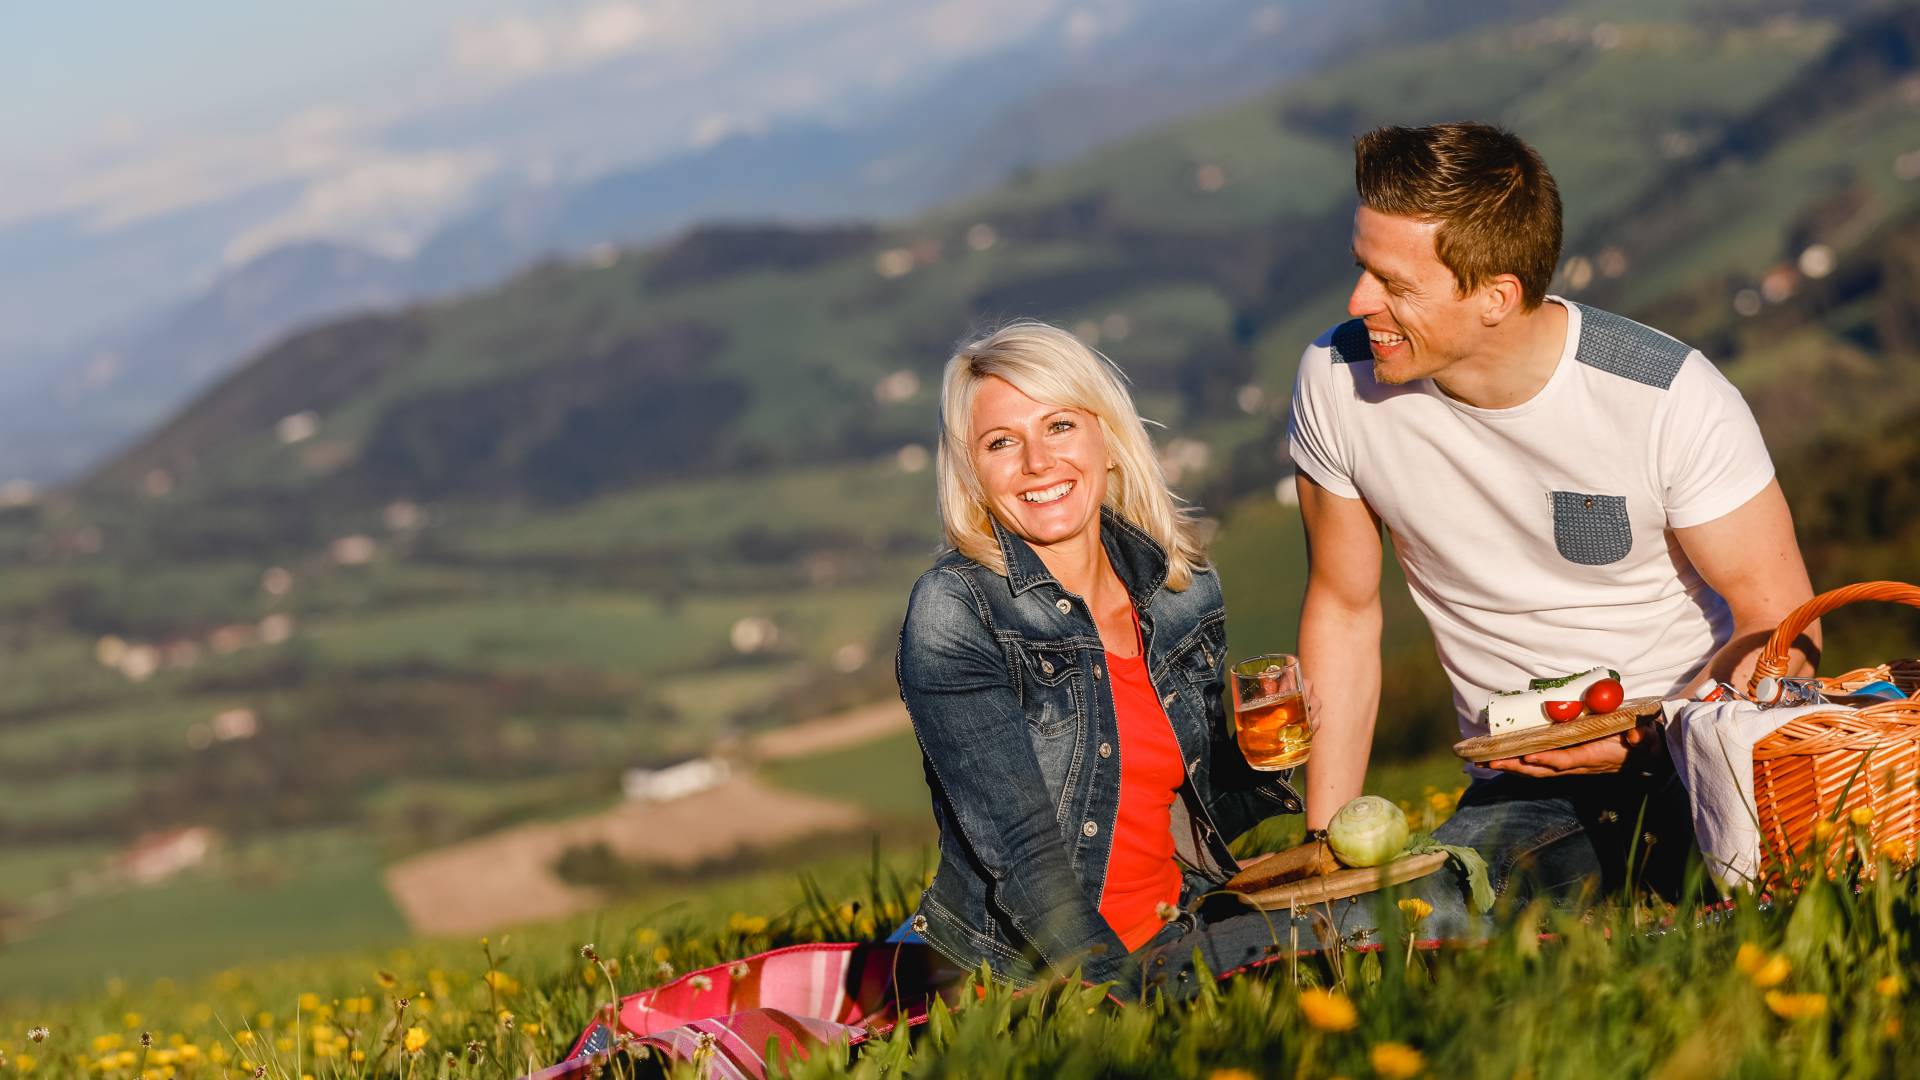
left=1747, top=581, right=1920, bottom=694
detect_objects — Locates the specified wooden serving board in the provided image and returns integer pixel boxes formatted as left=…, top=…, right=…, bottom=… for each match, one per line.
left=1451, top=696, right=1664, bottom=764
left=1237, top=850, right=1449, bottom=910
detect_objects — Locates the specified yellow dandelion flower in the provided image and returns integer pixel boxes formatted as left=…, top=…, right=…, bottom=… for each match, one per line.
left=1427, top=792, right=1452, bottom=812
left=1885, top=1018, right=1902, bottom=1038
left=1880, top=840, right=1907, bottom=862
left=1751, top=954, right=1791, bottom=989
left=1764, top=991, right=1827, bottom=1020
left=1734, top=943, right=1766, bottom=975
left=651, top=945, right=672, bottom=964
left=376, top=970, right=398, bottom=989
left=523, top=1023, right=541, bottom=1036
left=403, top=1027, right=429, bottom=1054
left=121, top=1013, right=141, bottom=1030
left=1207, top=1070, right=1259, bottom=1080
left=13, top=1052, right=31, bottom=1072
left=635, top=927, right=658, bottom=946
left=236, top=1030, right=255, bottom=1045
left=351, top=1048, right=367, bottom=1062
left=1812, top=819, right=1838, bottom=844
left=1876, top=975, right=1903, bottom=998
left=1370, top=1041, right=1425, bottom=1079
left=1397, top=898, right=1433, bottom=924
left=1299, top=988, right=1358, bottom=1032
left=297, top=993, right=321, bottom=1012
left=483, top=970, right=520, bottom=994
left=91, top=1034, right=123, bottom=1054
left=1851, top=805, right=1874, bottom=827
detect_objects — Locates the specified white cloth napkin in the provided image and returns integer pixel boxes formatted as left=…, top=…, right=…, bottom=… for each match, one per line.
left=1661, top=699, right=1834, bottom=891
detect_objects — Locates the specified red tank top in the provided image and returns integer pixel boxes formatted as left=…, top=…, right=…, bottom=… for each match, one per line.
left=1097, top=646, right=1186, bottom=951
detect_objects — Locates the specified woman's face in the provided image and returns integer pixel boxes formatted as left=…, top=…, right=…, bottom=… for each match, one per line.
left=969, top=375, right=1110, bottom=554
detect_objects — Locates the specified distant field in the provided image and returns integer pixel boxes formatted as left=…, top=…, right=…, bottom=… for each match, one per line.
left=1, top=829, right=407, bottom=999
left=763, top=729, right=932, bottom=822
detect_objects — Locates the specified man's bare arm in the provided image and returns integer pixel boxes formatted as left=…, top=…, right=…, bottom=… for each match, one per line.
left=1493, top=479, right=1817, bottom=777
left=1677, top=478, right=1819, bottom=686
left=1296, top=471, right=1386, bottom=829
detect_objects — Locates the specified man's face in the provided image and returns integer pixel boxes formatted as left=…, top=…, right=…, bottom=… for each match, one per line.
left=1347, top=206, right=1488, bottom=385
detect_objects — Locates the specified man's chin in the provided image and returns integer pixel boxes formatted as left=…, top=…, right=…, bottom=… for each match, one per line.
left=1372, top=361, right=1421, bottom=386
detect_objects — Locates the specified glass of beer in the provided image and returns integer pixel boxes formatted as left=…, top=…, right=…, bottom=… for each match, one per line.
left=1231, top=654, right=1309, bottom=770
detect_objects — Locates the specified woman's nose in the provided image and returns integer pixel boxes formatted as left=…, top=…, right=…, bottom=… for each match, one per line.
left=1022, top=439, right=1054, bottom=473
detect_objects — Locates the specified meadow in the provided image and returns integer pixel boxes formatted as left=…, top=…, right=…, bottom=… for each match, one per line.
left=3, top=742, right=1915, bottom=1079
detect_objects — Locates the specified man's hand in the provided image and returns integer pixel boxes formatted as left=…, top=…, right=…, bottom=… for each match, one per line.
left=1486, top=720, right=1661, bottom=777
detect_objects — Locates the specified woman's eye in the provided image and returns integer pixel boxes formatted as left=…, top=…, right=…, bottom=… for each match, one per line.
left=1049, top=419, right=1075, bottom=434
left=986, top=436, right=1013, bottom=451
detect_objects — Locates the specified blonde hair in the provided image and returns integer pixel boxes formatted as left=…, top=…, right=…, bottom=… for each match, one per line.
left=935, top=321, right=1206, bottom=591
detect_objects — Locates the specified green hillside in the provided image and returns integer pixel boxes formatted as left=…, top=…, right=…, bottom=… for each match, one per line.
left=6, top=0, right=1920, bottom=992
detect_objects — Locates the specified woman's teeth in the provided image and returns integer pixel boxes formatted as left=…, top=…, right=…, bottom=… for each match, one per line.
left=1020, top=481, right=1074, bottom=504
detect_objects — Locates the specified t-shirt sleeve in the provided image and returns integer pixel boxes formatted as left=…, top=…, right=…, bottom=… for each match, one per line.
left=1658, top=353, right=1776, bottom=528
left=1286, top=341, right=1360, bottom=500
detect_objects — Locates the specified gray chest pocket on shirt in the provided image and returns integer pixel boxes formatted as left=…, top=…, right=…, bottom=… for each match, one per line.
left=1550, top=491, right=1631, bottom=565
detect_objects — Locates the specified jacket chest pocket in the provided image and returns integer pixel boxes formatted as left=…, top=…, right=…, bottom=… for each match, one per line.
left=1550, top=490, right=1631, bottom=566
left=1016, top=644, right=1083, bottom=738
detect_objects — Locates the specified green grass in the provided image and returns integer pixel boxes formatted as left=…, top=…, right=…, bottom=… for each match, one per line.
left=6, top=752, right=1920, bottom=1078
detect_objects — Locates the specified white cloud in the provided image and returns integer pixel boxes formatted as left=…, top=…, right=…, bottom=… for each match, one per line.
left=452, top=2, right=655, bottom=78
left=222, top=148, right=499, bottom=265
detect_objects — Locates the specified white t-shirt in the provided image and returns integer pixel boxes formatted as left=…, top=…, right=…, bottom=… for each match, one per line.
left=1286, top=298, right=1775, bottom=745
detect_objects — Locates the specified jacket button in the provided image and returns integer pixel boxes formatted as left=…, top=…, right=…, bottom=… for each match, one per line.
left=1056, top=598, right=1072, bottom=614
left=1098, top=742, right=1112, bottom=758
left=1082, top=820, right=1098, bottom=838
left=1040, top=658, right=1054, bottom=675
left=1093, top=664, right=1102, bottom=680
left=1162, top=691, right=1179, bottom=707
left=911, top=914, right=928, bottom=933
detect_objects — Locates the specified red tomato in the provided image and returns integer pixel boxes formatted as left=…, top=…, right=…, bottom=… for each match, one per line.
left=1583, top=678, right=1625, bottom=714
left=1542, top=699, right=1585, bottom=723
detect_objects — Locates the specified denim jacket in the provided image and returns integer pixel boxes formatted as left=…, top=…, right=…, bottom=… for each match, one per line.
left=895, top=508, right=1301, bottom=986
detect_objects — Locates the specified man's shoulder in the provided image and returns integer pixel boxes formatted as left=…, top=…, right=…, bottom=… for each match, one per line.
left=1566, top=301, right=1697, bottom=392
left=1306, top=318, right=1376, bottom=367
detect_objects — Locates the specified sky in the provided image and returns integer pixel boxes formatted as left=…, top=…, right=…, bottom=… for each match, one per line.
left=0, top=0, right=1088, bottom=253
left=0, top=0, right=1143, bottom=353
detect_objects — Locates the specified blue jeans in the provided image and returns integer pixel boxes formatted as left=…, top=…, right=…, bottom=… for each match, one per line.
left=1134, top=769, right=1700, bottom=996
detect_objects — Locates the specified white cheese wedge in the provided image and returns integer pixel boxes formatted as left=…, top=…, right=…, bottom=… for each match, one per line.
left=1485, top=666, right=1618, bottom=734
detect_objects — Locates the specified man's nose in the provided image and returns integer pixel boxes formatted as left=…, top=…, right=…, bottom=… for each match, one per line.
left=1348, top=272, right=1382, bottom=318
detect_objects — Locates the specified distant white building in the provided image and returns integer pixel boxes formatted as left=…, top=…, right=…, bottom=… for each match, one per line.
left=622, top=757, right=730, bottom=802
left=121, top=826, right=215, bottom=885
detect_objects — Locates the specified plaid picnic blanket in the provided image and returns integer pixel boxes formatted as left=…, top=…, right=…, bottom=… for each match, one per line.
left=521, top=941, right=952, bottom=1079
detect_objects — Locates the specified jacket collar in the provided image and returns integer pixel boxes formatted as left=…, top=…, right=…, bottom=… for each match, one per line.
left=990, top=506, right=1169, bottom=612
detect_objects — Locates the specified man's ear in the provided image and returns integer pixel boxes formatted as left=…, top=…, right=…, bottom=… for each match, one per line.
left=1481, top=273, right=1526, bottom=326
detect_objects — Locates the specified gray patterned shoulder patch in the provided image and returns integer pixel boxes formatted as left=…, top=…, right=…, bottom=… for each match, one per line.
left=1574, top=305, right=1691, bottom=390
left=1327, top=319, right=1373, bottom=365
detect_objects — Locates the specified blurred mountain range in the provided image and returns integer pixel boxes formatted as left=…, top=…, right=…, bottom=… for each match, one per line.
left=0, top=0, right=1494, bottom=487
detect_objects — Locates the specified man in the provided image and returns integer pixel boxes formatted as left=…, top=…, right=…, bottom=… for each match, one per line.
left=1287, top=122, right=1817, bottom=912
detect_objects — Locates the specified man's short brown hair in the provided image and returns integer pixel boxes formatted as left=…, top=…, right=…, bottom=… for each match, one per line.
left=1354, top=122, right=1562, bottom=309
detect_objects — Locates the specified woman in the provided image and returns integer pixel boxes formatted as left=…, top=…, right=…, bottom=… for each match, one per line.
left=896, top=321, right=1304, bottom=1000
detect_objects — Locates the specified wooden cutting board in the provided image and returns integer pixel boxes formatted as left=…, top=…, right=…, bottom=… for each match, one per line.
left=1236, top=850, right=1449, bottom=910
left=1451, top=696, right=1664, bottom=764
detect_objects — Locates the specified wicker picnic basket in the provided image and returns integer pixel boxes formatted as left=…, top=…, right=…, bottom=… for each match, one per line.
left=1747, top=581, right=1920, bottom=873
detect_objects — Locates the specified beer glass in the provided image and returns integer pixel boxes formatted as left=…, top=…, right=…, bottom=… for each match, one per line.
left=1231, top=654, right=1310, bottom=770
